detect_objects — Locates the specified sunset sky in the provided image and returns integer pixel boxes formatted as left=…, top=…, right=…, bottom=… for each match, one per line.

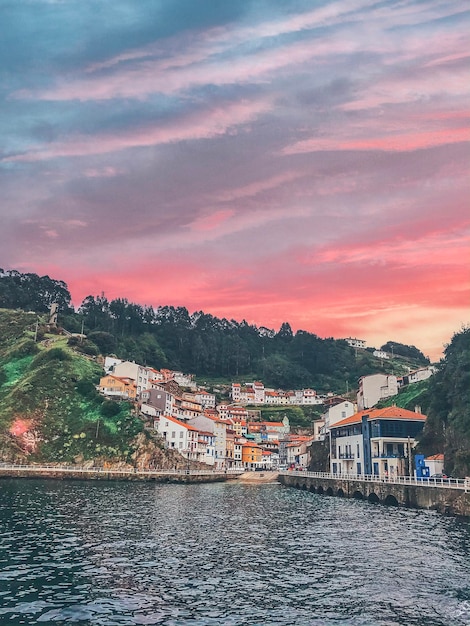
left=1, top=0, right=469, bottom=361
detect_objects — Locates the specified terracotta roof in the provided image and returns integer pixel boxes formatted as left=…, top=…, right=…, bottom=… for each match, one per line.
left=331, top=406, right=427, bottom=428
left=160, top=414, right=199, bottom=431
left=426, top=453, right=444, bottom=461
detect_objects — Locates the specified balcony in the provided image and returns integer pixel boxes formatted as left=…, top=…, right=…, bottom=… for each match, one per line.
left=338, top=453, right=355, bottom=460
left=372, top=453, right=405, bottom=459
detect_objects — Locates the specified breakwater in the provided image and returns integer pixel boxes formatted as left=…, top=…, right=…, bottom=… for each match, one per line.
left=279, top=471, right=470, bottom=517
left=0, top=464, right=243, bottom=483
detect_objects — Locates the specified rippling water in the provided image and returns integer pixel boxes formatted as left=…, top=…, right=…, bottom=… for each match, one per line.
left=0, top=479, right=469, bottom=625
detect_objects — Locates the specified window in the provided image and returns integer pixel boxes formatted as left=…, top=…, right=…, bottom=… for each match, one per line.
left=357, top=443, right=360, bottom=459
left=171, top=431, right=176, bottom=438
left=180, top=432, right=184, bottom=439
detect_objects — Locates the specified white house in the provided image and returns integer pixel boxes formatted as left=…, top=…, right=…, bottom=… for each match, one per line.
left=188, top=414, right=227, bottom=468
left=357, top=374, right=398, bottom=410
left=173, top=371, right=197, bottom=389
left=140, top=388, right=175, bottom=418
left=424, top=453, right=445, bottom=476
left=399, top=366, right=436, bottom=387
left=345, top=338, right=366, bottom=349
left=325, top=400, right=356, bottom=431
left=112, top=361, right=153, bottom=395
left=155, top=415, right=199, bottom=461
left=195, top=390, right=216, bottom=409
left=373, top=350, right=389, bottom=360
left=104, top=357, right=122, bottom=374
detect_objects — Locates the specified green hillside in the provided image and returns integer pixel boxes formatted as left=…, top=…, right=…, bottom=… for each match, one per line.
left=375, top=380, right=430, bottom=412
left=0, top=309, right=186, bottom=468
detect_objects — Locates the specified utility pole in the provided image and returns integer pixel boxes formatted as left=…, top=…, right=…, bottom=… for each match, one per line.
left=34, top=319, right=39, bottom=342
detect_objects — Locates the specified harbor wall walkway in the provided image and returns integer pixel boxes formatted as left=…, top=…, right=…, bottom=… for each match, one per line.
left=0, top=464, right=243, bottom=484
left=279, top=471, right=470, bottom=517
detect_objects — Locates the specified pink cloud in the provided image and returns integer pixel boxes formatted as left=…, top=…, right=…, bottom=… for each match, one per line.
left=190, top=209, right=235, bottom=232
left=283, top=127, right=470, bottom=155
left=214, top=171, right=305, bottom=202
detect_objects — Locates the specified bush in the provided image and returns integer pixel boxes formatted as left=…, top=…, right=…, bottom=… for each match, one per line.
left=100, top=400, right=121, bottom=417
left=10, top=339, right=39, bottom=359
left=33, top=347, right=71, bottom=366
left=76, top=379, right=100, bottom=400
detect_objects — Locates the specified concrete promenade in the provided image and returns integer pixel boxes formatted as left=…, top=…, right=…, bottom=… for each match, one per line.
left=279, top=470, right=470, bottom=517
left=0, top=464, right=243, bottom=484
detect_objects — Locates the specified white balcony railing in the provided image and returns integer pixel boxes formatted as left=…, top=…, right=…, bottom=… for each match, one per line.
left=279, top=469, right=468, bottom=491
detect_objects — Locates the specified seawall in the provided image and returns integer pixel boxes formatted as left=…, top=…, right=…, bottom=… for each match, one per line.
left=279, top=473, right=470, bottom=517
left=0, top=466, right=242, bottom=484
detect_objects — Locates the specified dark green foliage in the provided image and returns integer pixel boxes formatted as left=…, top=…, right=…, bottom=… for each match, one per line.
left=75, top=379, right=100, bottom=401
left=0, top=269, right=73, bottom=314
left=259, top=405, right=322, bottom=429
left=87, top=331, right=117, bottom=354
left=418, top=327, right=470, bottom=477
left=1, top=270, right=428, bottom=393
left=100, top=400, right=121, bottom=417
left=32, top=347, right=71, bottom=366
left=381, top=341, right=429, bottom=364
left=9, top=339, right=39, bottom=359
left=78, top=341, right=100, bottom=356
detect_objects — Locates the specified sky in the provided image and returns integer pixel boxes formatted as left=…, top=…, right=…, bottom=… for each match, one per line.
left=1, top=0, right=469, bottom=361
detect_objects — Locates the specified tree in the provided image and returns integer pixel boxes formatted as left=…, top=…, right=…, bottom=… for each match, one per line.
left=418, top=327, right=470, bottom=476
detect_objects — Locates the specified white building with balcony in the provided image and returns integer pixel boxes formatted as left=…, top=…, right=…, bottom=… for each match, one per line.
left=330, top=406, right=427, bottom=478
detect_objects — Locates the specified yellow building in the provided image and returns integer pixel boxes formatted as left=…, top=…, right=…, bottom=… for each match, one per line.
left=98, top=374, right=137, bottom=400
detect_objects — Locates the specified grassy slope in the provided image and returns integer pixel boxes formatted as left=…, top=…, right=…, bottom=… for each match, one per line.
left=375, top=380, right=430, bottom=412
left=0, top=309, right=187, bottom=467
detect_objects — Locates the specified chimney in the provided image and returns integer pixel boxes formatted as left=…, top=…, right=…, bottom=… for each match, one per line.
left=415, top=405, right=421, bottom=414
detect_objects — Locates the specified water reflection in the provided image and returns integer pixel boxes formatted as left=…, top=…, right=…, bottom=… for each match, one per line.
left=0, top=479, right=469, bottom=625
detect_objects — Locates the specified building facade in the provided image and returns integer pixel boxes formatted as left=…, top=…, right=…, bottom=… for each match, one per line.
left=330, top=406, right=427, bottom=478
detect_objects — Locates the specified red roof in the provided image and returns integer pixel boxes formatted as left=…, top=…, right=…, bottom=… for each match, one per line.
left=331, top=406, right=427, bottom=428
left=160, top=414, right=199, bottom=431
left=426, top=453, right=444, bottom=461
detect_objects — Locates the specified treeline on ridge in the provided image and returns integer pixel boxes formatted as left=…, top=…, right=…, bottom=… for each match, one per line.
left=0, top=269, right=428, bottom=392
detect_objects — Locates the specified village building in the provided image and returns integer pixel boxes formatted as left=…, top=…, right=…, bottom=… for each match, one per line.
left=98, top=374, right=137, bottom=400
left=357, top=374, right=398, bottom=410
left=188, top=414, right=227, bottom=468
left=241, top=442, right=263, bottom=469
left=329, top=406, right=427, bottom=479
left=197, top=431, right=216, bottom=466
left=155, top=415, right=199, bottom=461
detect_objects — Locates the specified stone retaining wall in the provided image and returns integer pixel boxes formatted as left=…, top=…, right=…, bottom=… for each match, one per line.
left=279, top=474, right=470, bottom=517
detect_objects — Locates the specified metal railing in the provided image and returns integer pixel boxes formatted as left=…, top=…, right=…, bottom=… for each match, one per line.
left=0, top=463, right=244, bottom=477
left=279, top=469, right=469, bottom=491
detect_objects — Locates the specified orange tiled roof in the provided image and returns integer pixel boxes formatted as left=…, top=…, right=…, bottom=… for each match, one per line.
left=160, top=414, right=199, bottom=431
left=331, top=406, right=427, bottom=428
left=426, top=453, right=444, bottom=461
